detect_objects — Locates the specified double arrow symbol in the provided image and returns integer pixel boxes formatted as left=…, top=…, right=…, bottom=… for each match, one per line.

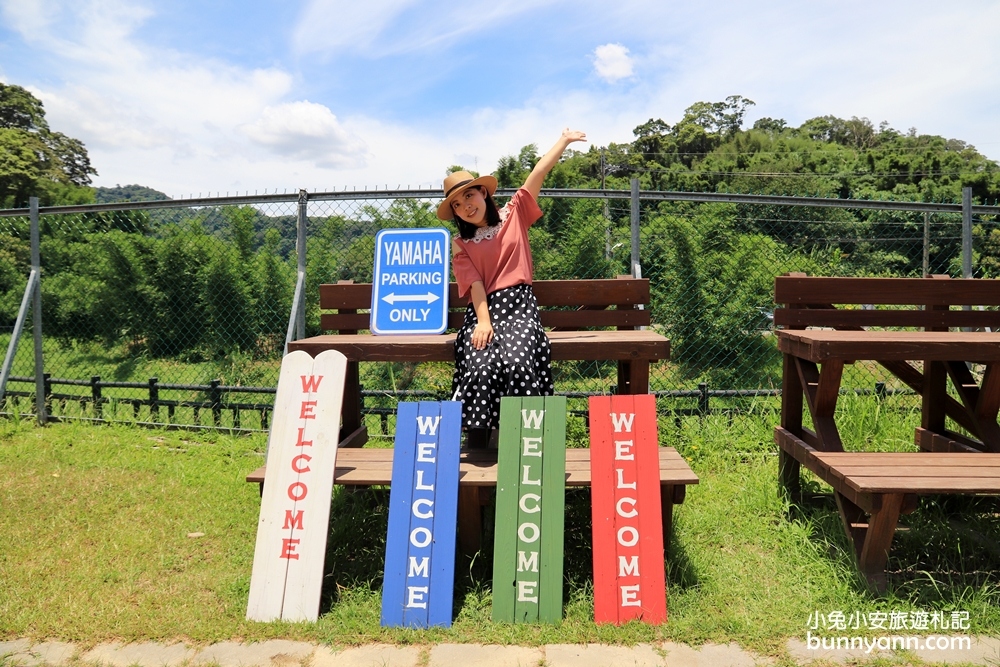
left=381, top=292, right=440, bottom=305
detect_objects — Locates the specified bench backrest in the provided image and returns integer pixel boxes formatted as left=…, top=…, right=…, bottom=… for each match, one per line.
left=320, top=277, right=650, bottom=333
left=774, top=273, right=1000, bottom=330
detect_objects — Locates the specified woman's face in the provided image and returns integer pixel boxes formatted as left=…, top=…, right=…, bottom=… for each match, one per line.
left=451, top=186, right=488, bottom=225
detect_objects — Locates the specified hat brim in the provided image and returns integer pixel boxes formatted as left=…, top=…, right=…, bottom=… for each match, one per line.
left=436, top=175, right=498, bottom=220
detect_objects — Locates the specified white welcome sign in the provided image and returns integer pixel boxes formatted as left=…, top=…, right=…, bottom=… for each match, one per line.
left=247, top=349, right=347, bottom=622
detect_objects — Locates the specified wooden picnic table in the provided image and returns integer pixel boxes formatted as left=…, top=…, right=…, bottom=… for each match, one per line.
left=778, top=330, right=1000, bottom=454
left=776, top=327, right=1000, bottom=589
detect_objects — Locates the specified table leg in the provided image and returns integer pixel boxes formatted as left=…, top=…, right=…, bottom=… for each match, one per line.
left=780, top=353, right=803, bottom=501
left=629, top=360, right=650, bottom=395
left=617, top=360, right=650, bottom=395
left=834, top=492, right=867, bottom=561
left=835, top=491, right=902, bottom=592
left=617, top=360, right=630, bottom=395
left=660, top=484, right=684, bottom=559
left=858, top=493, right=903, bottom=593
left=795, top=358, right=844, bottom=451
left=979, top=363, right=1000, bottom=419
left=458, top=485, right=483, bottom=557
left=921, top=360, right=947, bottom=443
left=340, top=361, right=364, bottom=447
left=978, top=363, right=1000, bottom=453
left=947, top=361, right=1000, bottom=452
left=880, top=359, right=978, bottom=437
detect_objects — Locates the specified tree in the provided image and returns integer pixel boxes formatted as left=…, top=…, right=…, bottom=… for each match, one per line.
left=632, top=118, right=672, bottom=157
left=223, top=205, right=257, bottom=263
left=0, top=83, right=97, bottom=207
left=679, top=95, right=756, bottom=136
left=752, top=117, right=787, bottom=134
left=94, top=184, right=170, bottom=203
left=495, top=145, right=538, bottom=188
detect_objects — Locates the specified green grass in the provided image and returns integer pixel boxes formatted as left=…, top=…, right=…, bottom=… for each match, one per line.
left=0, top=399, right=998, bottom=660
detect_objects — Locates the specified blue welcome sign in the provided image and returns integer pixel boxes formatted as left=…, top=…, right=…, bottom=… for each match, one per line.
left=371, top=228, right=450, bottom=334
left=380, top=401, right=462, bottom=627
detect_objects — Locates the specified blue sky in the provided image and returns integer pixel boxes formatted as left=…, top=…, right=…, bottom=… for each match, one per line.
left=2, top=0, right=1000, bottom=198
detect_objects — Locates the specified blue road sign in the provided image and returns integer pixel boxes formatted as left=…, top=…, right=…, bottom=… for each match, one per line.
left=371, top=228, right=451, bottom=335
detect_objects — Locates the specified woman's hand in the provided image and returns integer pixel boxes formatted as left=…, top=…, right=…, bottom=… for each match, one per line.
left=561, top=128, right=587, bottom=145
left=472, top=320, right=494, bottom=350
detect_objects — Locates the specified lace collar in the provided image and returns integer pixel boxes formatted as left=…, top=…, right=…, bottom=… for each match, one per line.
left=467, top=205, right=510, bottom=243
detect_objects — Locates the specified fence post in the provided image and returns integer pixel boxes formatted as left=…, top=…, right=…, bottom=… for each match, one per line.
left=630, top=178, right=641, bottom=279
left=601, top=148, right=611, bottom=260
left=698, top=382, right=709, bottom=415
left=91, top=375, right=102, bottom=419
left=31, top=197, right=46, bottom=425
left=42, top=372, right=51, bottom=417
left=296, top=189, right=308, bottom=341
left=922, top=212, right=930, bottom=278
left=210, top=379, right=222, bottom=427
left=0, top=268, right=38, bottom=406
left=148, top=377, right=159, bottom=421
left=962, top=187, right=973, bottom=279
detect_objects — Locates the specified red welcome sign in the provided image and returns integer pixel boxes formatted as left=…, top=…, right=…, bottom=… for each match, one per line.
left=247, top=349, right=347, bottom=622
left=589, top=394, right=666, bottom=625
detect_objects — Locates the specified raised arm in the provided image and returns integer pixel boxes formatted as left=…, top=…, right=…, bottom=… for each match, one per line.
left=521, top=128, right=587, bottom=200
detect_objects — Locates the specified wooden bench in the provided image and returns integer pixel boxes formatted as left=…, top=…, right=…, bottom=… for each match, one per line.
left=248, top=276, right=686, bottom=556
left=774, top=273, right=1000, bottom=589
left=287, top=276, right=669, bottom=449
left=247, top=447, right=698, bottom=557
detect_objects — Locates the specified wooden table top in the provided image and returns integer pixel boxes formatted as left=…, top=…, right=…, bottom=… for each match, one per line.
left=777, top=329, right=1000, bottom=363
left=810, top=451, right=1000, bottom=494
left=247, top=446, right=699, bottom=487
left=288, top=330, right=670, bottom=362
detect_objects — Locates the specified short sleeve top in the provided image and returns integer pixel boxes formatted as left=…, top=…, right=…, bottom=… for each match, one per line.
left=451, top=188, right=543, bottom=298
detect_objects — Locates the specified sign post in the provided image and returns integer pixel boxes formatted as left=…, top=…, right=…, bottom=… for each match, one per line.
left=247, top=349, right=347, bottom=622
left=371, top=228, right=450, bottom=335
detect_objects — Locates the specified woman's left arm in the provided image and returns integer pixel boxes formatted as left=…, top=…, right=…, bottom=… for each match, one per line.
left=522, top=129, right=587, bottom=200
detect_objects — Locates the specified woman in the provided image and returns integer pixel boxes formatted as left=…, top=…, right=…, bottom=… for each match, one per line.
left=438, top=129, right=587, bottom=447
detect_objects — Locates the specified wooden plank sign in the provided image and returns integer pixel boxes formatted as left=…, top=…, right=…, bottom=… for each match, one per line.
left=492, top=395, right=566, bottom=623
left=589, top=394, right=666, bottom=625
left=247, top=349, right=347, bottom=622
left=380, top=401, right=462, bottom=627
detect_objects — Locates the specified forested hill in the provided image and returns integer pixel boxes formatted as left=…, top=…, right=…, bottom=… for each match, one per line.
left=94, top=185, right=170, bottom=204
left=495, top=96, right=1000, bottom=204
left=4, top=79, right=998, bottom=208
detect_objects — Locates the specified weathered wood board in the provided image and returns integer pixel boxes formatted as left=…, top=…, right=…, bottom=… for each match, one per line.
left=381, top=401, right=462, bottom=627
left=589, top=394, right=666, bottom=625
left=492, top=395, right=566, bottom=623
left=247, top=350, right=347, bottom=622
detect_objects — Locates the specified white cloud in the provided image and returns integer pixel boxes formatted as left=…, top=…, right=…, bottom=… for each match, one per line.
left=6, top=0, right=1000, bottom=198
left=292, top=0, right=420, bottom=55
left=0, top=0, right=385, bottom=195
left=593, top=43, right=634, bottom=83
left=242, top=101, right=368, bottom=168
left=292, top=0, right=560, bottom=57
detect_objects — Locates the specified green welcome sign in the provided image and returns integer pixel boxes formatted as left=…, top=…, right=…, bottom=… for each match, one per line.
left=491, top=395, right=566, bottom=623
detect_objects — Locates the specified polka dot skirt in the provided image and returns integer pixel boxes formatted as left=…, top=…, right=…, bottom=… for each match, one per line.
left=451, top=283, right=554, bottom=431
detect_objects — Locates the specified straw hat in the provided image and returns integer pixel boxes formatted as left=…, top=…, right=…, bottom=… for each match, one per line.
left=436, top=170, right=498, bottom=220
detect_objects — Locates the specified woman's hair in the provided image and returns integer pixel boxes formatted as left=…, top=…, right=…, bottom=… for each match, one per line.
left=453, top=187, right=502, bottom=239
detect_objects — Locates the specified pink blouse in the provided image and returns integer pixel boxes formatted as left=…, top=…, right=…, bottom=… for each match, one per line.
left=451, top=188, right=543, bottom=298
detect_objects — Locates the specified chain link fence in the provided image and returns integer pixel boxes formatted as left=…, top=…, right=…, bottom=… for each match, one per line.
left=1, top=186, right=997, bottom=437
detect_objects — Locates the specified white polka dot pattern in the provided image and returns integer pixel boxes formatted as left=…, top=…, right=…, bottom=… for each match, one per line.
left=451, top=284, right=554, bottom=430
